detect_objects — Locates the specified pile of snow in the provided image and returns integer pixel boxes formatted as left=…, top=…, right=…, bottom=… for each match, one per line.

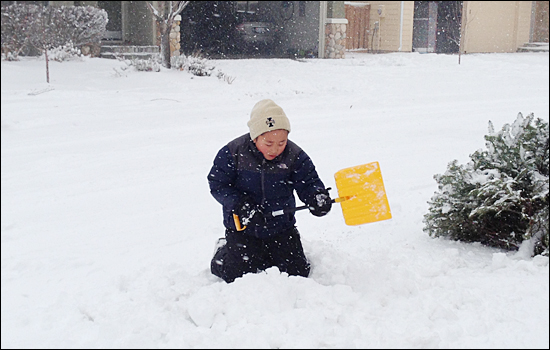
left=1, top=51, right=548, bottom=348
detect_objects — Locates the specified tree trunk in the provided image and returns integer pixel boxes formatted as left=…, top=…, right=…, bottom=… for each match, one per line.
left=161, top=26, right=171, bottom=68
left=45, top=48, right=50, bottom=83
left=146, top=1, right=190, bottom=68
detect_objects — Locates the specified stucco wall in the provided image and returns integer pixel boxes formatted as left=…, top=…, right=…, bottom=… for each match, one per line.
left=463, top=1, right=533, bottom=53
left=399, top=2, right=415, bottom=52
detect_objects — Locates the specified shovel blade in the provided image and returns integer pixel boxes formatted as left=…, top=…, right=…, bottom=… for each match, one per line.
left=334, top=162, right=392, bottom=225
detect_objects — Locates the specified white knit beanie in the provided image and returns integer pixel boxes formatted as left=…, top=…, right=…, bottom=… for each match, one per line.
left=247, top=99, right=291, bottom=140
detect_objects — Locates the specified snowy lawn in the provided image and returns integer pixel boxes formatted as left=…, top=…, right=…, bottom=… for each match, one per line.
left=1, top=51, right=549, bottom=348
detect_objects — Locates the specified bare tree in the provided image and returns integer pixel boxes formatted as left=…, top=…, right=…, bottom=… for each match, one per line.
left=28, top=6, right=66, bottom=83
left=146, top=1, right=191, bottom=68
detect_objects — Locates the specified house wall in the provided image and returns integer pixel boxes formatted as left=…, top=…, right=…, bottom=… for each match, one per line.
left=346, top=1, right=535, bottom=54
left=125, top=1, right=155, bottom=46
left=399, top=1, right=414, bottom=52
left=516, top=1, right=533, bottom=47
left=462, top=1, right=533, bottom=53
left=346, top=1, right=415, bottom=52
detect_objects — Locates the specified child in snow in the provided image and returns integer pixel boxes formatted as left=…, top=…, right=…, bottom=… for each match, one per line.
left=208, top=99, right=333, bottom=283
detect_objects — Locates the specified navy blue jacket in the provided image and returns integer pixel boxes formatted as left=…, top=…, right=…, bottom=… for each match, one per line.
left=208, top=133, right=326, bottom=239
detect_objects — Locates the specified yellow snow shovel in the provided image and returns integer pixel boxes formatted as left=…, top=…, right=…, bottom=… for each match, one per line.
left=233, top=161, right=392, bottom=230
left=333, top=161, right=392, bottom=225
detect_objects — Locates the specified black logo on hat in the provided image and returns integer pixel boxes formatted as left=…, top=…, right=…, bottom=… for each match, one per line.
left=266, top=117, right=275, bottom=127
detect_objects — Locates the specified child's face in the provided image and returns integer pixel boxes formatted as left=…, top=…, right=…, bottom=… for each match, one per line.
left=254, top=129, right=288, bottom=160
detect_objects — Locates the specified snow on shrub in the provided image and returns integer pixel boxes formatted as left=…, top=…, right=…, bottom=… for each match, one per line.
left=1, top=3, right=106, bottom=60
left=423, top=113, right=549, bottom=257
left=1, top=3, right=42, bottom=59
left=171, top=53, right=215, bottom=77
left=130, top=57, right=161, bottom=72
left=46, top=41, right=82, bottom=62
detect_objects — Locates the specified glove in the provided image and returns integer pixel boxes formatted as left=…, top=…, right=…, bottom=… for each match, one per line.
left=309, top=188, right=332, bottom=217
left=234, top=196, right=264, bottom=229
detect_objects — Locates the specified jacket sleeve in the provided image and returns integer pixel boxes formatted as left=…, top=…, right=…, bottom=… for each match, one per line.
left=291, top=150, right=327, bottom=207
left=207, top=146, right=241, bottom=217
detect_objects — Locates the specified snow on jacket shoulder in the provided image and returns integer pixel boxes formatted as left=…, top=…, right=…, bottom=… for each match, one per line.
left=207, top=133, right=326, bottom=238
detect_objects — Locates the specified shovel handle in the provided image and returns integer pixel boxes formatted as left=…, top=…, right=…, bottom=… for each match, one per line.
left=233, top=213, right=246, bottom=231
left=271, top=196, right=350, bottom=216
left=232, top=196, right=351, bottom=231
left=277, top=187, right=343, bottom=215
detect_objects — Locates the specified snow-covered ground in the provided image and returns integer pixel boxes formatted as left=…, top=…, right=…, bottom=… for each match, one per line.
left=1, top=51, right=548, bottom=348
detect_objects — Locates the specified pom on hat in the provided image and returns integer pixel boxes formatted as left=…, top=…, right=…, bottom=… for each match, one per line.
left=247, top=99, right=291, bottom=140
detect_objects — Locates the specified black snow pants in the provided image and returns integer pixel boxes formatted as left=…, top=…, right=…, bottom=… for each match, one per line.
left=211, top=226, right=310, bottom=283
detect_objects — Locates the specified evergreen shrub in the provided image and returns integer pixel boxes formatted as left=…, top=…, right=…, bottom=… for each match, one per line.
left=423, top=113, right=549, bottom=256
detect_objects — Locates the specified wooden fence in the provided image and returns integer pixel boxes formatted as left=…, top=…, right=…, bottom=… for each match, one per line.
left=345, top=4, right=371, bottom=50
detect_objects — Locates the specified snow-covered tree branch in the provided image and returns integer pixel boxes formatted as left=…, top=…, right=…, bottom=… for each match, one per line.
left=146, top=1, right=191, bottom=68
